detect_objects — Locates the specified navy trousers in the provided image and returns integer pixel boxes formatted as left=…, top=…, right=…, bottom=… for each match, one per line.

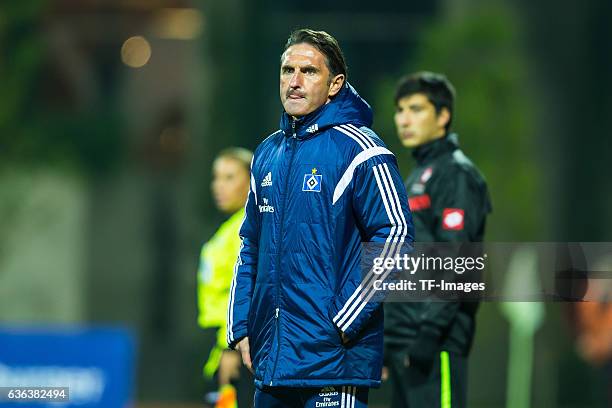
left=254, top=385, right=369, bottom=407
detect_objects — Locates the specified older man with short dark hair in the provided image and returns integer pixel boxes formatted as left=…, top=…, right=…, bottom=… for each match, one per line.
left=227, top=29, right=414, bottom=407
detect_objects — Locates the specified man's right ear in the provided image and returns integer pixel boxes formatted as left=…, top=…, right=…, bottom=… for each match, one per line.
left=328, top=74, right=345, bottom=98
left=436, top=107, right=451, bottom=129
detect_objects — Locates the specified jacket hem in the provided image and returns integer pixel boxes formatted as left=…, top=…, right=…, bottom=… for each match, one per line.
left=255, top=378, right=381, bottom=389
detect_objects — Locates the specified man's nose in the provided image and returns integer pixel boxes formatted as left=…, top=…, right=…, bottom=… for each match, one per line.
left=289, top=71, right=303, bottom=88
left=397, top=113, right=411, bottom=126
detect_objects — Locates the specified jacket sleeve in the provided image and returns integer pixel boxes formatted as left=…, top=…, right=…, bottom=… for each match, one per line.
left=329, top=154, right=414, bottom=340
left=430, top=168, right=488, bottom=242
left=409, top=169, right=488, bottom=363
left=226, top=167, right=260, bottom=349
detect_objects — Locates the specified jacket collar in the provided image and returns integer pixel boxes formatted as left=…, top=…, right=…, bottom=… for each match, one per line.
left=412, top=133, right=459, bottom=165
left=279, top=82, right=373, bottom=139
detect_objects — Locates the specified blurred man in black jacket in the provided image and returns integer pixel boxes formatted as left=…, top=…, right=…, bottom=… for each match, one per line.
left=384, top=72, right=492, bottom=408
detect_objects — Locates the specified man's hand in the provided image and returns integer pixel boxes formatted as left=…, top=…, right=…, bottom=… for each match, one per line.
left=235, top=337, right=253, bottom=373
left=381, top=366, right=389, bottom=381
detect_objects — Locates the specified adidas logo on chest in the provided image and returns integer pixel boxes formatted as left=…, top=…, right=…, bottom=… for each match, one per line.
left=261, top=172, right=272, bottom=187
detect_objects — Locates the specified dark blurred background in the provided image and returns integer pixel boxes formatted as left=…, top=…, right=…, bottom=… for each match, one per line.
left=1, top=0, right=611, bottom=407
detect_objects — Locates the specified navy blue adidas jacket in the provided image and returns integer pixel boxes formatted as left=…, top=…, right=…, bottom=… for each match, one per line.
left=227, top=83, right=414, bottom=388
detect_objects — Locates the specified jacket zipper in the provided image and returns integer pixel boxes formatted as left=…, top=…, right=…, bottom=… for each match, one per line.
left=269, top=119, right=298, bottom=386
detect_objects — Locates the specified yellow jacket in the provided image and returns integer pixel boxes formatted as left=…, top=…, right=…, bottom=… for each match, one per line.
left=197, top=208, right=244, bottom=377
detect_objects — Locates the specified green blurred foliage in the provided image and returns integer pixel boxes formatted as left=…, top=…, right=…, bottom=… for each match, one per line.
left=0, top=1, right=122, bottom=176
left=0, top=1, right=45, bottom=142
left=374, top=1, right=543, bottom=241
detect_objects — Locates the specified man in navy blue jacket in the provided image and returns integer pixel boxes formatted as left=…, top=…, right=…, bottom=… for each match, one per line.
left=227, top=28, right=414, bottom=407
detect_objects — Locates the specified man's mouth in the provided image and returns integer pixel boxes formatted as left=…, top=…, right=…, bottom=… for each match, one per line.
left=287, top=92, right=305, bottom=99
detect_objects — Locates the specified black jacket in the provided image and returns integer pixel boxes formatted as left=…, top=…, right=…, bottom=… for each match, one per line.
left=384, top=133, right=492, bottom=361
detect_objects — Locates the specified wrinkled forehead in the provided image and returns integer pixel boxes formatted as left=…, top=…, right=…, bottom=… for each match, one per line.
left=280, top=43, right=327, bottom=67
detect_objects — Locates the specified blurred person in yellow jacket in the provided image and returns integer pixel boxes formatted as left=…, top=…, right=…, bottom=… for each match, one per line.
left=198, top=147, right=253, bottom=408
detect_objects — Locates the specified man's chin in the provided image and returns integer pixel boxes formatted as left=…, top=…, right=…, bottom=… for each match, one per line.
left=401, top=139, right=419, bottom=148
left=283, top=101, right=310, bottom=117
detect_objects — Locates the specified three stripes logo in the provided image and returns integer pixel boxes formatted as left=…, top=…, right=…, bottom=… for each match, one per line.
left=261, top=172, right=272, bottom=187
left=315, top=386, right=357, bottom=407
left=332, top=162, right=408, bottom=334
left=306, top=123, right=319, bottom=133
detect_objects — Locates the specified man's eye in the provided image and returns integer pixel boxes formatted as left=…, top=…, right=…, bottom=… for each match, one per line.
left=282, top=67, right=293, bottom=74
